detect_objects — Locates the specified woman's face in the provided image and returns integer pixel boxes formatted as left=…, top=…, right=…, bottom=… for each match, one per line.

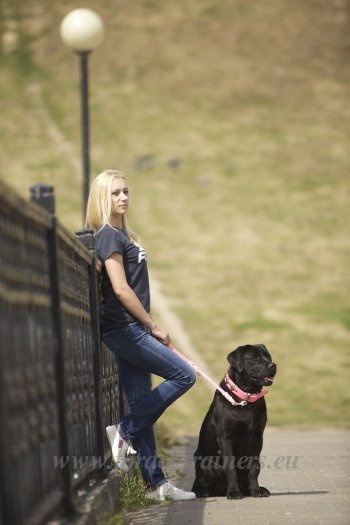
left=110, top=177, right=129, bottom=219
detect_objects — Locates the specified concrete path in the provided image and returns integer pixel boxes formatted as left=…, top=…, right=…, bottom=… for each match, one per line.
left=125, top=430, right=350, bottom=525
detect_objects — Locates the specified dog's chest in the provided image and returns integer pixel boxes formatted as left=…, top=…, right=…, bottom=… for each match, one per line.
left=215, top=400, right=267, bottom=436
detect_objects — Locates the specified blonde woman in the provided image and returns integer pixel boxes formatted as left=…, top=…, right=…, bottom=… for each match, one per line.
left=85, top=169, right=196, bottom=501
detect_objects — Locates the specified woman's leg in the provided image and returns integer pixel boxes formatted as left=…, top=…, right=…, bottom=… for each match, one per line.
left=114, top=353, right=165, bottom=487
left=102, top=322, right=196, bottom=442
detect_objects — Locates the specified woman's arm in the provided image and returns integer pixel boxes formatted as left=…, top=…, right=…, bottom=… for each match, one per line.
left=105, top=252, right=170, bottom=345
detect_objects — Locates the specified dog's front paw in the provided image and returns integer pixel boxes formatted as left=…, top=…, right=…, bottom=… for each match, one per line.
left=227, top=490, right=243, bottom=500
left=251, top=486, right=270, bottom=498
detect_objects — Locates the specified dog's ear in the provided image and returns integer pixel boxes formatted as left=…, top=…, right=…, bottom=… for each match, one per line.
left=227, top=347, right=245, bottom=373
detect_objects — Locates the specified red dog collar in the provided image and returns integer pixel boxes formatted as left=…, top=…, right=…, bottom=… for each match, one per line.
left=224, top=373, right=269, bottom=402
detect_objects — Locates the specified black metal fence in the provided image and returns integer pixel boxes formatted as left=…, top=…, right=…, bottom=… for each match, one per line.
left=0, top=181, right=125, bottom=525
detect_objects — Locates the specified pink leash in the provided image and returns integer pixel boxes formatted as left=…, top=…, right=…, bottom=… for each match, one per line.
left=167, top=344, right=247, bottom=407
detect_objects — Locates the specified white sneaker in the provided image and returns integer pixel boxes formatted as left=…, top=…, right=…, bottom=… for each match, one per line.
left=106, top=424, right=137, bottom=472
left=147, top=480, right=196, bottom=501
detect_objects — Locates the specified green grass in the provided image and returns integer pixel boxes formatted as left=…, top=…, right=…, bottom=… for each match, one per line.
left=98, top=514, right=124, bottom=525
left=118, top=471, right=153, bottom=512
left=97, top=470, right=156, bottom=525
left=1, top=0, right=349, bottom=435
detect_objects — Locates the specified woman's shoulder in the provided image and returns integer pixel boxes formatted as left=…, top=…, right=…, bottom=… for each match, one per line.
left=95, top=224, right=124, bottom=239
left=95, top=225, right=127, bottom=255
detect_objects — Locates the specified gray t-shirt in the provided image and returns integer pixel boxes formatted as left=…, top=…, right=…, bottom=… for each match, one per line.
left=95, top=225, right=150, bottom=332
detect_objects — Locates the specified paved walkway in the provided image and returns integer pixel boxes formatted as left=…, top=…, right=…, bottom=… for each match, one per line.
left=125, top=430, right=350, bottom=525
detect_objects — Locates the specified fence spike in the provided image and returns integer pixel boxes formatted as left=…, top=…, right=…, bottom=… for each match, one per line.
left=30, top=184, right=55, bottom=214
left=76, top=228, right=95, bottom=250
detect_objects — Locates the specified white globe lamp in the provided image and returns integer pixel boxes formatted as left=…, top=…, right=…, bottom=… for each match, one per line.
left=60, top=8, right=104, bottom=53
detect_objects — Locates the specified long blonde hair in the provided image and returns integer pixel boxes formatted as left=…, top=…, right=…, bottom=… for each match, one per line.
left=85, top=169, right=140, bottom=244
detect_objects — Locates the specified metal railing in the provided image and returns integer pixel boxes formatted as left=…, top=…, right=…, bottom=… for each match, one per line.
left=0, top=181, right=126, bottom=525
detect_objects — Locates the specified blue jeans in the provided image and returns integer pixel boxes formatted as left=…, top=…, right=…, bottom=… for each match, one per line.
left=102, top=322, right=196, bottom=487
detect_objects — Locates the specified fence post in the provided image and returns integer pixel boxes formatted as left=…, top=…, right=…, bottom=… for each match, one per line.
left=75, top=228, right=105, bottom=472
left=30, top=184, right=73, bottom=515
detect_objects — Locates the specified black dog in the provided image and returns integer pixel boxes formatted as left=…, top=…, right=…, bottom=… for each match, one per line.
left=192, top=344, right=277, bottom=499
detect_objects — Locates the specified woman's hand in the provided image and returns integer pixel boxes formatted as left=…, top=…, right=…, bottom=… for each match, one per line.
left=150, top=325, right=171, bottom=345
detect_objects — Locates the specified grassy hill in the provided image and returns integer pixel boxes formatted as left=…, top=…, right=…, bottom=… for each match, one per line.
left=1, top=0, right=349, bottom=435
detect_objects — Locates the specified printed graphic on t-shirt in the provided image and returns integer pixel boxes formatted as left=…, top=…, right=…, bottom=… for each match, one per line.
left=138, top=248, right=147, bottom=263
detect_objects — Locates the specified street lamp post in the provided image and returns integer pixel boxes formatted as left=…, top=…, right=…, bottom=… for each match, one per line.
left=60, top=8, right=104, bottom=222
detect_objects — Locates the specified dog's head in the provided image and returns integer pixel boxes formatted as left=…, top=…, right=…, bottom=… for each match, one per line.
left=227, top=344, right=277, bottom=388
